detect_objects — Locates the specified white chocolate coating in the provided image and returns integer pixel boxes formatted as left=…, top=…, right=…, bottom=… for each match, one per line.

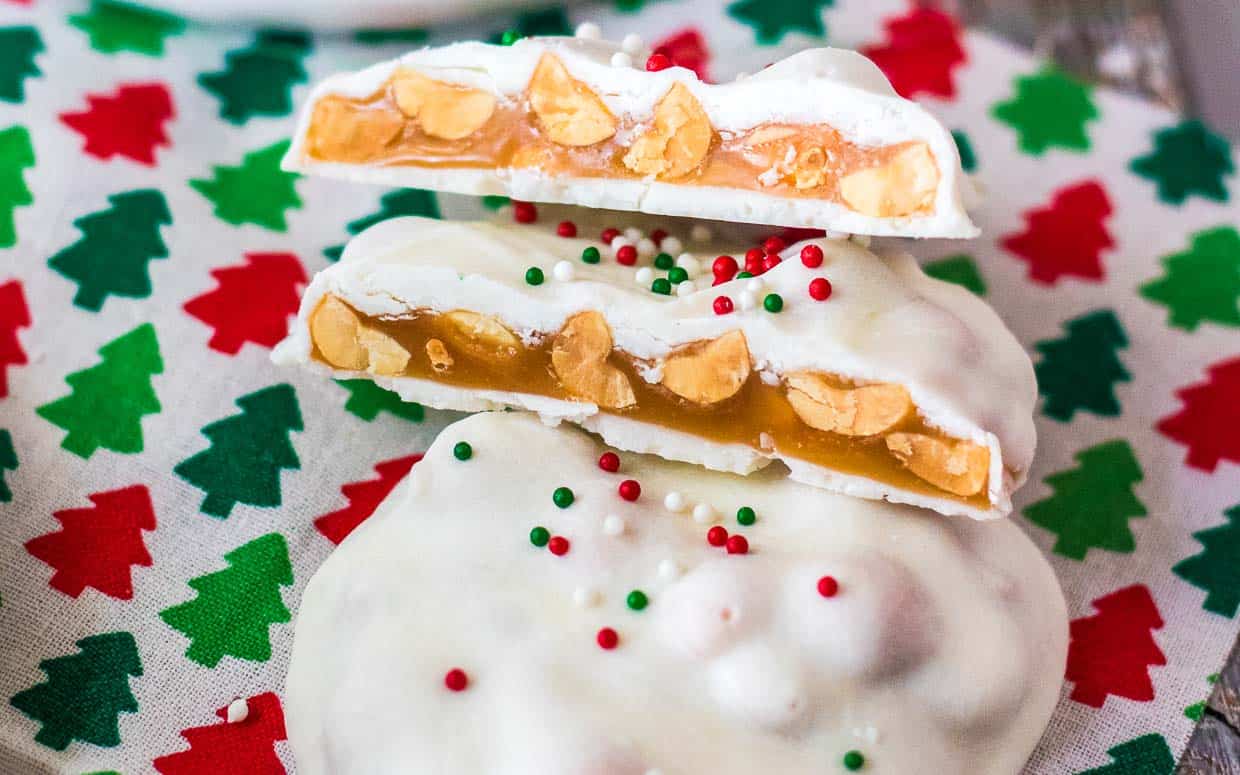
left=283, top=37, right=977, bottom=238
left=273, top=217, right=1036, bottom=519
left=285, top=412, right=1067, bottom=774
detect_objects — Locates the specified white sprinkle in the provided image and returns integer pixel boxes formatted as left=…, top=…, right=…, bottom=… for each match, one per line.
left=226, top=698, right=249, bottom=724
left=663, top=491, right=687, bottom=512
left=675, top=280, right=696, bottom=297
left=739, top=290, right=757, bottom=311
left=610, top=236, right=631, bottom=256
left=552, top=260, right=575, bottom=282
left=824, top=229, right=848, bottom=241
left=574, top=22, right=601, bottom=39
left=658, top=559, right=681, bottom=579
left=690, top=224, right=713, bottom=243
left=692, top=503, right=718, bottom=524
left=851, top=234, right=872, bottom=248
left=756, top=166, right=780, bottom=187
left=675, top=253, right=699, bottom=276
left=623, top=226, right=644, bottom=242
left=635, top=267, right=655, bottom=285
left=610, top=51, right=633, bottom=68
left=759, top=369, right=780, bottom=386
left=661, top=236, right=683, bottom=255
left=621, top=33, right=644, bottom=55
left=745, top=278, right=764, bottom=294
left=603, top=514, right=626, bottom=536
left=573, top=586, right=601, bottom=607
left=636, top=237, right=657, bottom=259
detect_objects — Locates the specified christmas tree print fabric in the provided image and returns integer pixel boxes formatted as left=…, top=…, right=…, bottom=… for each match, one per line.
left=0, top=1, right=1237, bottom=772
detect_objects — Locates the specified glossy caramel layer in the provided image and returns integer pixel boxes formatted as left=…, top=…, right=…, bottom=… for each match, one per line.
left=309, top=298, right=991, bottom=509
left=303, top=63, right=937, bottom=216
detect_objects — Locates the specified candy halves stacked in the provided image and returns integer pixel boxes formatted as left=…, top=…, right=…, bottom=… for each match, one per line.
left=276, top=34, right=1066, bottom=775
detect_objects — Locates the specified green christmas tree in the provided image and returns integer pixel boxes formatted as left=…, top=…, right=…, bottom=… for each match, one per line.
left=0, top=125, right=34, bottom=248
left=1174, top=505, right=1240, bottom=617
left=199, top=30, right=312, bottom=125
left=190, top=140, right=302, bottom=231
left=1077, top=734, right=1174, bottom=775
left=992, top=65, right=1098, bottom=155
left=1034, top=309, right=1130, bottom=421
left=324, top=188, right=441, bottom=261
left=1130, top=119, right=1233, bottom=205
left=69, top=0, right=185, bottom=56
left=174, top=383, right=302, bottom=518
left=923, top=253, right=986, bottom=295
left=1024, top=439, right=1147, bottom=560
left=0, top=428, right=15, bottom=502
left=0, top=27, right=43, bottom=103
left=36, top=324, right=163, bottom=459
left=951, top=129, right=977, bottom=172
left=9, top=631, right=142, bottom=751
left=47, top=189, right=172, bottom=312
left=1184, top=673, right=1218, bottom=721
left=728, top=0, right=833, bottom=44
left=336, top=379, right=424, bottom=422
left=160, top=533, right=293, bottom=667
left=1140, top=226, right=1240, bottom=332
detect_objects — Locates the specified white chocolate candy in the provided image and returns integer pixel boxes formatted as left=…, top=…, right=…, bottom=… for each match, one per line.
left=283, top=37, right=977, bottom=237
left=285, top=413, right=1067, bottom=775
left=274, top=217, right=1036, bottom=519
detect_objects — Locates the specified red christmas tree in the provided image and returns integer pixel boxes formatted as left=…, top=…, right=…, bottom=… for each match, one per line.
left=1001, top=180, right=1114, bottom=285
left=59, top=82, right=174, bottom=166
left=652, top=28, right=712, bottom=82
left=861, top=7, right=967, bottom=99
left=25, top=485, right=156, bottom=599
left=1066, top=584, right=1166, bottom=708
left=152, top=692, right=287, bottom=774
left=0, top=279, right=30, bottom=398
left=315, top=454, right=421, bottom=544
left=183, top=252, right=307, bottom=355
left=1156, top=357, right=1240, bottom=472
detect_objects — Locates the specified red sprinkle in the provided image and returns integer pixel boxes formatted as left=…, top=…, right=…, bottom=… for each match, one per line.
left=601, top=227, right=620, bottom=245
left=548, top=536, right=570, bottom=556
left=817, top=575, right=839, bottom=597
left=513, top=201, right=538, bottom=223
left=763, top=236, right=787, bottom=253
left=713, top=295, right=734, bottom=315
left=556, top=220, right=577, bottom=238
left=618, top=479, right=641, bottom=501
left=707, top=525, right=729, bottom=547
left=744, top=247, right=765, bottom=275
left=444, top=668, right=468, bottom=691
left=800, top=244, right=824, bottom=267
left=645, top=53, right=672, bottom=71
left=597, top=627, right=619, bottom=649
left=725, top=534, right=749, bottom=555
left=712, top=255, right=738, bottom=281
left=616, top=245, right=638, bottom=265
left=761, top=254, right=782, bottom=273
left=651, top=228, right=668, bottom=246
left=598, top=451, right=621, bottom=473
left=808, top=277, right=832, bottom=301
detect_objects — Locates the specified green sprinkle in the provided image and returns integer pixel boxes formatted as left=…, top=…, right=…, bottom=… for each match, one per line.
left=842, top=750, right=865, bottom=771
left=736, top=506, right=756, bottom=526
left=582, top=246, right=601, bottom=264
left=654, top=252, right=674, bottom=270
left=553, top=486, right=574, bottom=508
left=525, top=267, right=544, bottom=285
left=735, top=271, right=753, bottom=279
left=667, top=266, right=689, bottom=284
left=452, top=442, right=472, bottom=461
left=763, top=293, right=784, bottom=313
left=499, top=29, right=523, bottom=45
left=626, top=590, right=649, bottom=611
left=529, top=526, right=550, bottom=547
left=652, top=278, right=672, bottom=295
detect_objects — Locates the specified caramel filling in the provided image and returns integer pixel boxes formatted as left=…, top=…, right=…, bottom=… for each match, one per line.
left=303, top=55, right=940, bottom=219
left=309, top=295, right=992, bottom=507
